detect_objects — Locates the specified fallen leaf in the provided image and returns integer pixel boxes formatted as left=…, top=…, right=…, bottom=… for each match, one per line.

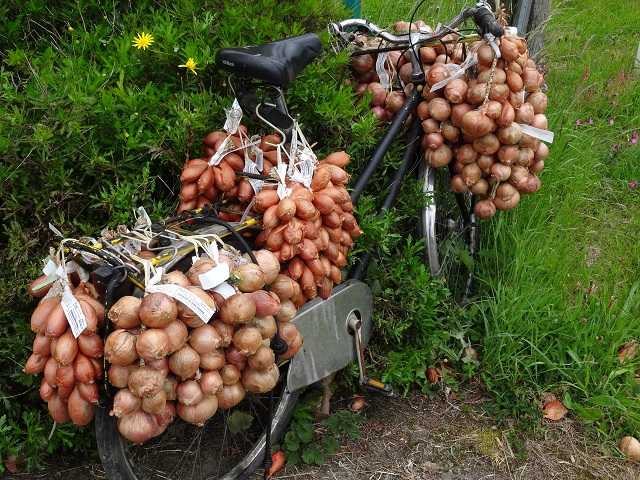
left=618, top=341, right=638, bottom=363
left=543, top=399, right=568, bottom=421
left=581, top=65, right=590, bottom=81
left=426, top=367, right=441, bottom=384
left=267, top=450, right=286, bottom=478
left=462, top=346, right=479, bottom=364
left=4, top=455, right=19, bottom=474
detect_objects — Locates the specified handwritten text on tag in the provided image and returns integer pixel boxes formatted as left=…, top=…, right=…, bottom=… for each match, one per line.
left=199, top=263, right=230, bottom=291
left=61, top=286, right=88, bottom=338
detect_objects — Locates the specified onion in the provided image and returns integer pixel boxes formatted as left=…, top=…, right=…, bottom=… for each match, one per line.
left=251, top=316, right=277, bottom=339
left=519, top=133, right=540, bottom=150
left=279, top=323, right=303, bottom=360
left=154, top=401, right=176, bottom=434
left=108, top=296, right=141, bottom=329
left=140, top=293, right=177, bottom=328
left=498, top=102, right=515, bottom=127
left=385, top=91, right=405, bottom=114
left=40, top=379, right=55, bottom=401
left=484, top=100, right=503, bottom=120
left=462, top=111, right=495, bottom=138
left=212, top=320, right=233, bottom=347
left=24, top=352, right=47, bottom=374
left=478, top=43, right=495, bottom=66
left=528, top=91, right=548, bottom=114
left=421, top=118, right=440, bottom=134
left=444, top=79, right=468, bottom=104
left=118, top=410, right=159, bottom=444
left=73, top=353, right=96, bottom=383
left=366, top=83, right=387, bottom=107
left=461, top=163, right=482, bottom=187
left=532, top=113, right=548, bottom=130
left=136, top=328, right=170, bottom=361
left=187, top=325, right=220, bottom=354
left=500, top=37, right=519, bottom=62
left=474, top=199, right=497, bottom=220
left=531, top=160, right=545, bottom=174
left=67, top=387, right=94, bottom=426
left=427, top=98, right=451, bottom=121
left=494, top=183, right=521, bottom=210
left=522, top=68, right=540, bottom=92
left=217, top=382, right=246, bottom=410
left=535, top=143, right=550, bottom=161
left=200, top=370, right=224, bottom=396
left=506, top=70, right=523, bottom=92
left=243, top=364, right=279, bottom=394
left=232, top=327, right=263, bottom=356
left=53, top=330, right=78, bottom=366
left=177, top=380, right=203, bottom=406
left=425, top=132, right=444, bottom=150
left=498, top=145, right=519, bottom=165
left=48, top=393, right=70, bottom=424
left=177, top=286, right=216, bottom=327
left=233, top=263, right=265, bottom=293
left=517, top=148, right=535, bottom=167
left=253, top=250, right=280, bottom=284
left=105, top=329, right=138, bottom=366
left=515, top=103, right=535, bottom=124
left=43, top=357, right=58, bottom=387
left=78, top=382, right=99, bottom=404
left=177, top=395, right=218, bottom=426
left=110, top=388, right=141, bottom=418
left=426, top=145, right=453, bottom=168
left=478, top=68, right=506, bottom=84
left=351, top=53, right=374, bottom=73
left=275, top=300, right=296, bottom=323
left=466, top=82, right=486, bottom=105
left=219, top=293, right=256, bottom=325
left=247, top=290, right=280, bottom=318
left=45, top=303, right=68, bottom=338
left=441, top=121, right=460, bottom=143
left=473, top=134, right=500, bottom=155
left=78, top=333, right=103, bottom=358
left=162, top=271, right=191, bottom=288
left=491, top=163, right=512, bottom=182
left=248, top=345, right=275, bottom=371
left=269, top=275, right=295, bottom=301
left=427, top=64, right=449, bottom=87
left=187, top=257, right=215, bottom=286
left=221, top=364, right=241, bottom=385
left=31, top=297, right=59, bottom=334
left=490, top=84, right=510, bottom=102
left=477, top=155, right=495, bottom=174
left=225, top=345, right=248, bottom=370
left=619, top=436, right=640, bottom=461
left=523, top=174, right=542, bottom=193
left=128, top=366, right=166, bottom=398
left=168, top=345, right=200, bottom=380
left=200, top=349, right=226, bottom=371
left=509, top=165, right=530, bottom=191
left=108, top=364, right=135, bottom=389
left=497, top=124, right=522, bottom=145
left=145, top=358, right=169, bottom=376
left=56, top=363, right=75, bottom=390
left=450, top=175, right=468, bottom=193
left=509, top=90, right=525, bottom=108
left=163, top=320, right=189, bottom=353
left=451, top=103, right=473, bottom=128
left=456, top=144, right=477, bottom=165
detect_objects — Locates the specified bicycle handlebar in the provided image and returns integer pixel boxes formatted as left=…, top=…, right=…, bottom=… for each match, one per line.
left=330, top=1, right=503, bottom=47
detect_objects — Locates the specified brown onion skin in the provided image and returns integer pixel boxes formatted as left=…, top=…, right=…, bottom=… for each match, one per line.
left=128, top=366, right=166, bottom=398
left=177, top=395, right=218, bottom=426
left=248, top=345, right=275, bottom=371
left=451, top=103, right=473, bottom=128
left=177, top=380, right=204, bottom=406
left=108, top=364, right=135, bottom=389
left=108, top=296, right=142, bottom=329
left=232, top=327, right=263, bottom=356
left=217, top=382, right=246, bottom=410
left=242, top=364, right=280, bottom=394
left=139, top=293, right=178, bottom=328
left=200, top=370, right=224, bottom=396
left=498, top=102, right=515, bottom=128
left=212, top=320, right=233, bottom=347
left=136, top=328, right=170, bottom=361
left=444, top=79, right=469, bottom=104
left=45, top=303, right=68, bottom=338
left=249, top=290, right=281, bottom=318
left=177, top=286, right=215, bottom=328
left=253, top=250, right=280, bottom=284
left=110, top=388, right=141, bottom=418
left=494, top=183, right=521, bottom=210
left=189, top=324, right=222, bottom=354
left=54, top=330, right=79, bottom=366
left=48, top=393, right=70, bottom=424
left=105, top=329, right=138, bottom=366
left=118, top=410, right=159, bottom=444
left=473, top=134, right=500, bottom=155
left=426, top=145, right=453, bottom=168
left=163, top=320, right=189, bottom=354
left=251, top=316, right=277, bottom=339
left=68, top=387, right=95, bottom=426
left=74, top=353, right=96, bottom=384
left=78, top=333, right=103, bottom=358
left=474, top=199, right=497, bottom=219
left=219, top=293, right=256, bottom=325
left=162, top=271, right=191, bottom=288
left=40, top=379, right=55, bottom=402
left=462, top=111, right=496, bottom=138
left=31, top=297, right=59, bottom=334
left=168, top=345, right=200, bottom=381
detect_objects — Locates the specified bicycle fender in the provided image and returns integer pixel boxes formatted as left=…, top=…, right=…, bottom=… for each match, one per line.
left=286, top=279, right=373, bottom=392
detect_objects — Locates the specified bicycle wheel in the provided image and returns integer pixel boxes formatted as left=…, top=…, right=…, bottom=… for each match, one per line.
left=96, top=363, right=299, bottom=480
left=419, top=162, right=479, bottom=303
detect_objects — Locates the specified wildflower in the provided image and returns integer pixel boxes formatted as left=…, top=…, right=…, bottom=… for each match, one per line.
left=630, top=130, right=638, bottom=145
left=575, top=119, right=582, bottom=126
left=179, top=57, right=198, bottom=75
left=608, top=117, right=615, bottom=126
left=629, top=180, right=638, bottom=190
left=132, top=32, right=154, bottom=50
left=587, top=117, right=593, bottom=125
left=67, top=25, right=74, bottom=32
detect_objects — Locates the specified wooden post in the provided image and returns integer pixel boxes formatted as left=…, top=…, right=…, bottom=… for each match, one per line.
left=527, top=0, right=550, bottom=57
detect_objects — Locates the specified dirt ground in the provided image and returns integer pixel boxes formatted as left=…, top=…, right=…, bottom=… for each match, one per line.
left=6, top=388, right=639, bottom=480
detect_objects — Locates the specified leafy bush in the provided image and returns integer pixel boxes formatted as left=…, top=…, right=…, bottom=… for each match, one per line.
left=0, top=0, right=458, bottom=470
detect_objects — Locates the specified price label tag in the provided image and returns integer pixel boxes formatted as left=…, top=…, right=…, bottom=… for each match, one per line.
left=213, top=281, right=236, bottom=299
left=146, top=283, right=216, bottom=323
left=243, top=158, right=264, bottom=194
left=199, top=263, right=230, bottom=290
left=376, top=52, right=390, bottom=89
left=209, top=136, right=233, bottom=166
left=61, top=285, right=88, bottom=338
left=519, top=124, right=555, bottom=144
left=224, top=98, right=243, bottom=134
left=42, top=258, right=58, bottom=276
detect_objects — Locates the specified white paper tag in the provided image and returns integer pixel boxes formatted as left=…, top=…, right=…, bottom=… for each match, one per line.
left=213, top=281, right=236, bottom=299
left=49, top=223, right=64, bottom=238
left=243, top=158, right=264, bottom=194
left=146, top=283, right=216, bottom=323
left=209, top=136, right=233, bottom=166
left=376, top=52, right=391, bottom=89
left=224, top=98, right=243, bottom=134
left=42, top=258, right=58, bottom=276
left=430, top=55, right=477, bottom=92
left=199, top=263, right=230, bottom=290
left=61, top=285, right=88, bottom=338
left=276, top=163, right=290, bottom=199
left=65, top=260, right=90, bottom=282
left=518, top=123, right=555, bottom=144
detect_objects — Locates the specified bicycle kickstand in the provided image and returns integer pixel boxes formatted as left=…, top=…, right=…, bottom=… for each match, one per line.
left=347, top=314, right=394, bottom=396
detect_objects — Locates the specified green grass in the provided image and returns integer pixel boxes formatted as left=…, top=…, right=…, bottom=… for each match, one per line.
left=363, top=0, right=640, bottom=441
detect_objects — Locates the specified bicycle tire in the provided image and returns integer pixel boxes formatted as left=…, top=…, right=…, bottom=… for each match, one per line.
left=96, top=375, right=299, bottom=480
left=419, top=162, right=479, bottom=304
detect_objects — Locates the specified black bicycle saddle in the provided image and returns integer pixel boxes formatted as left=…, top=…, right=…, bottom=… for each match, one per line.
left=217, top=33, right=322, bottom=89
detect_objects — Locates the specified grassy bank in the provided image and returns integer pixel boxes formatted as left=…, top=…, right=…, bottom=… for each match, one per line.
left=363, top=0, right=640, bottom=441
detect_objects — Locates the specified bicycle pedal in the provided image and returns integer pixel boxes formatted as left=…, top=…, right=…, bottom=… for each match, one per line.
left=362, top=378, right=394, bottom=397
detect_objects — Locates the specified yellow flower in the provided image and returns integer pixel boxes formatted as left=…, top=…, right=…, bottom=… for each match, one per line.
left=179, top=57, right=198, bottom=75
left=132, top=31, right=154, bottom=50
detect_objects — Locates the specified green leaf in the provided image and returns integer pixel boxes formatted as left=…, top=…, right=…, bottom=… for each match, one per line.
left=227, top=411, right=253, bottom=434
left=302, top=444, right=325, bottom=465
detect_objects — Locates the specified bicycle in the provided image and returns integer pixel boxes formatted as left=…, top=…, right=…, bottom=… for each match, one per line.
left=95, top=2, right=504, bottom=479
